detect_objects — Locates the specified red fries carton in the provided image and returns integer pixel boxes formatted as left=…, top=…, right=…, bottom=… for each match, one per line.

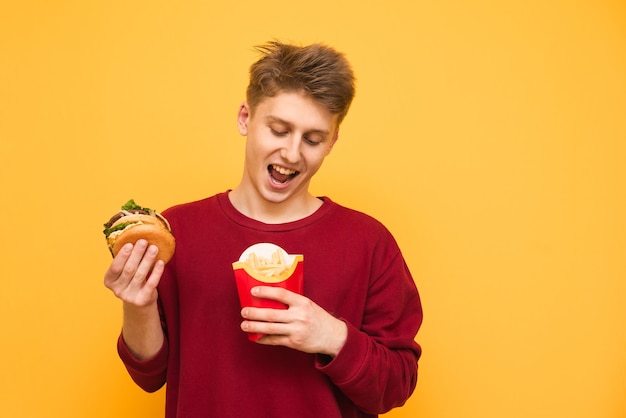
left=232, top=243, right=304, bottom=341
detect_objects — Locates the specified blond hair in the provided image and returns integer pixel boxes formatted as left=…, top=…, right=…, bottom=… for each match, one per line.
left=246, top=41, right=356, bottom=125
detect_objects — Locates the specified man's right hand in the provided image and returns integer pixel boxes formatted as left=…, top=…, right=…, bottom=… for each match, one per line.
left=104, top=239, right=166, bottom=360
left=104, top=239, right=164, bottom=307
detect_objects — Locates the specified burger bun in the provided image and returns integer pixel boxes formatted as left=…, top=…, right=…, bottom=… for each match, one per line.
left=111, top=215, right=176, bottom=263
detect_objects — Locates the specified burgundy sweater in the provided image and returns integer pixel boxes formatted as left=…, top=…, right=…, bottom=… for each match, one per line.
left=118, top=192, right=423, bottom=417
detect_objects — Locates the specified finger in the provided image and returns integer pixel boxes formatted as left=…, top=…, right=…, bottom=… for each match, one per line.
left=131, top=244, right=159, bottom=284
left=255, top=334, right=288, bottom=346
left=123, top=239, right=150, bottom=279
left=104, top=243, right=134, bottom=287
left=145, top=259, right=165, bottom=289
left=106, top=240, right=152, bottom=295
left=126, top=257, right=163, bottom=307
left=251, top=286, right=300, bottom=305
left=241, top=306, right=289, bottom=323
left=241, top=318, right=290, bottom=337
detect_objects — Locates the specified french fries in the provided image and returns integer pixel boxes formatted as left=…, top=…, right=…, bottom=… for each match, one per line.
left=233, top=242, right=303, bottom=284
left=245, top=249, right=290, bottom=278
left=233, top=243, right=304, bottom=341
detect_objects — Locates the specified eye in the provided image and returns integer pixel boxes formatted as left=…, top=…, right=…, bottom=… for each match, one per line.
left=268, top=123, right=289, bottom=137
left=303, top=137, right=322, bottom=146
left=270, top=128, right=288, bottom=136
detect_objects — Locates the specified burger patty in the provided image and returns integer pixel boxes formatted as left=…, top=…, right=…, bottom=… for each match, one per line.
left=104, top=209, right=150, bottom=229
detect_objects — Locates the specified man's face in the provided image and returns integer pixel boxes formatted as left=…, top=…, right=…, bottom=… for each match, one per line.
left=237, top=90, right=339, bottom=206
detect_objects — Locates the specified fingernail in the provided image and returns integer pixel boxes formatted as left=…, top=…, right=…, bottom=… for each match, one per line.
left=251, top=287, right=260, bottom=295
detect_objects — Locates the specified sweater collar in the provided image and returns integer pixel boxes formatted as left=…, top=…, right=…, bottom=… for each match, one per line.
left=217, top=191, right=335, bottom=231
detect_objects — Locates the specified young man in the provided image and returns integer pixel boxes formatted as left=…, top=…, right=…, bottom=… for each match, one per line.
left=104, top=41, right=423, bottom=418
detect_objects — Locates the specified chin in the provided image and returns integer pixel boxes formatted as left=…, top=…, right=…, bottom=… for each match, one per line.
left=260, top=189, right=292, bottom=204
left=262, top=182, right=307, bottom=205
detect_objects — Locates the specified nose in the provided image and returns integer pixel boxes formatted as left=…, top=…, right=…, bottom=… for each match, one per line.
left=280, top=136, right=301, bottom=163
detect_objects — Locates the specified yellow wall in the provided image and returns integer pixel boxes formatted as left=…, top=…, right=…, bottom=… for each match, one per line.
left=1, top=1, right=625, bottom=417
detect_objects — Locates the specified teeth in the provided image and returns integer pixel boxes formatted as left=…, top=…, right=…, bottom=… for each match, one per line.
left=272, top=164, right=297, bottom=175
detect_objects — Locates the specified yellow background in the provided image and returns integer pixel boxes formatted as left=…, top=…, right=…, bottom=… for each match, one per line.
left=1, top=1, right=625, bottom=417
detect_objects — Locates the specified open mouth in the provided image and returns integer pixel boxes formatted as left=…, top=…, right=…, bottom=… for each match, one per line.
left=268, top=164, right=299, bottom=184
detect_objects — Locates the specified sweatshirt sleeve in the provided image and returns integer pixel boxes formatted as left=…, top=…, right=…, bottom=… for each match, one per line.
left=315, top=254, right=423, bottom=414
left=117, top=333, right=169, bottom=393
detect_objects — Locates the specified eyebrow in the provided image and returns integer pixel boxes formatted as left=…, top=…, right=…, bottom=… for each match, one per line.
left=265, top=115, right=330, bottom=136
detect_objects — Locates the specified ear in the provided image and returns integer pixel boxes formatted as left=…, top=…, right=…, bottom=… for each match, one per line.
left=325, top=129, right=340, bottom=156
left=237, top=102, right=250, bottom=136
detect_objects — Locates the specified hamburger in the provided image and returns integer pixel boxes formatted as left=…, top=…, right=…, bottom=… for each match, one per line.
left=103, top=199, right=175, bottom=263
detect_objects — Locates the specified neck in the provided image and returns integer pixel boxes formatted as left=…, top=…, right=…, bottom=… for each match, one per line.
left=228, top=187, right=322, bottom=224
